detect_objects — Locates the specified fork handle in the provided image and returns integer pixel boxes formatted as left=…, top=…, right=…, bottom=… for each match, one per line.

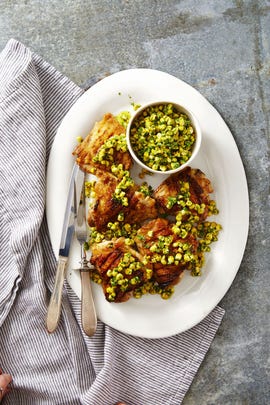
left=81, top=271, right=97, bottom=336
left=46, top=256, right=67, bottom=333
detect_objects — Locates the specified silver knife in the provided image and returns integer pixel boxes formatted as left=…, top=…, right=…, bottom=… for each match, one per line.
left=74, top=172, right=97, bottom=336
left=46, top=163, right=79, bottom=333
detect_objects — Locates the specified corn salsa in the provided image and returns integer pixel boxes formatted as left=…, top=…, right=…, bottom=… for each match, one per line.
left=130, top=103, right=196, bottom=172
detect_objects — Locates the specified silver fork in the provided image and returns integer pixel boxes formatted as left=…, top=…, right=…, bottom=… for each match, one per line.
left=74, top=173, right=97, bottom=336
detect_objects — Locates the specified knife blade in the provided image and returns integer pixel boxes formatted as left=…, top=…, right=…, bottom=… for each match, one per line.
left=46, top=163, right=79, bottom=333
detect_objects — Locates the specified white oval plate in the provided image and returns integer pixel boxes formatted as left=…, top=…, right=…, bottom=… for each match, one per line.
left=46, top=69, right=249, bottom=338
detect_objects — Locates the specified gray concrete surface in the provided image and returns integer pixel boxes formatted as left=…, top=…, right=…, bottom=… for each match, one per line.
left=1, top=1, right=269, bottom=404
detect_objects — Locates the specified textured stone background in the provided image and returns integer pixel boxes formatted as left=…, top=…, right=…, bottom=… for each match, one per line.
left=0, top=1, right=269, bottom=404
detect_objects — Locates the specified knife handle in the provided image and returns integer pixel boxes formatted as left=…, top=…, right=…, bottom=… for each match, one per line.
left=46, top=256, right=68, bottom=333
left=81, top=271, right=97, bottom=336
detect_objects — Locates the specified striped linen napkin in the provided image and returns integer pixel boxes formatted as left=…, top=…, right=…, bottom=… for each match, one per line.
left=0, top=39, right=225, bottom=405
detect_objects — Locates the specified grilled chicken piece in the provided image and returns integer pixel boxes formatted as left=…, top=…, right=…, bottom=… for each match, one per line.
left=123, top=189, right=158, bottom=225
left=135, top=218, right=198, bottom=286
left=153, top=263, right=185, bottom=286
left=90, top=238, right=151, bottom=302
left=88, top=172, right=158, bottom=231
left=73, top=113, right=132, bottom=174
left=87, top=171, right=132, bottom=231
left=154, top=167, right=213, bottom=220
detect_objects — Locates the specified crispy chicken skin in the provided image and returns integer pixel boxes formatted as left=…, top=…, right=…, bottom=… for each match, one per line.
left=87, top=171, right=134, bottom=231
left=154, top=167, right=213, bottom=219
left=88, top=173, right=158, bottom=231
left=135, top=218, right=198, bottom=286
left=90, top=238, right=151, bottom=302
left=123, top=190, right=158, bottom=225
left=73, top=113, right=132, bottom=173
